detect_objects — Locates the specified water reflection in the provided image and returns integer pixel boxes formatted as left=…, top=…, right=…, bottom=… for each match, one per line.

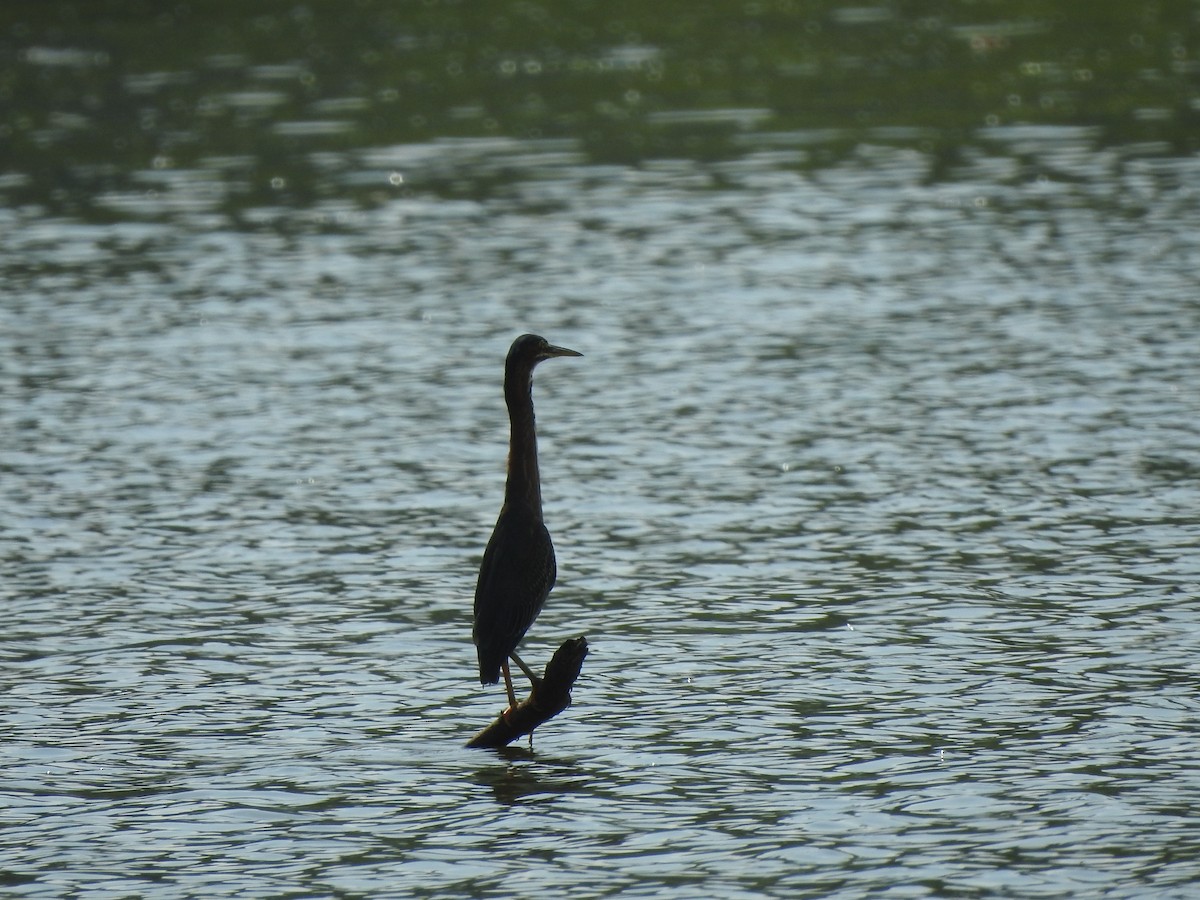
left=3, top=1, right=1198, bottom=218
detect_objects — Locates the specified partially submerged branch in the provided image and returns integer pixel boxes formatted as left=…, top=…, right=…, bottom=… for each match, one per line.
left=467, top=636, right=588, bottom=749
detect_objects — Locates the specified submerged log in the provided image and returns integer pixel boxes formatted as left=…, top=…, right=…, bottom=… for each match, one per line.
left=466, top=636, right=588, bottom=749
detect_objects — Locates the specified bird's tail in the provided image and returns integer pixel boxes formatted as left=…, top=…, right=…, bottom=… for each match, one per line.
left=477, top=647, right=503, bottom=685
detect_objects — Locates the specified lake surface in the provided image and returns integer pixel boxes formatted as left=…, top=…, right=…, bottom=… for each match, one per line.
left=3, top=3, right=1200, bottom=897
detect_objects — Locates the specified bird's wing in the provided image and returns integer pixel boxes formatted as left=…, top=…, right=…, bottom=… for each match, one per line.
left=473, top=506, right=556, bottom=638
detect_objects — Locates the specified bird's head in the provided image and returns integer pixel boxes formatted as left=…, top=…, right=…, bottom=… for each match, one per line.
left=506, top=334, right=583, bottom=370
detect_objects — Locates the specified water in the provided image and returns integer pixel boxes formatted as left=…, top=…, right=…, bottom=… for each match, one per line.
left=4, top=4, right=1200, bottom=897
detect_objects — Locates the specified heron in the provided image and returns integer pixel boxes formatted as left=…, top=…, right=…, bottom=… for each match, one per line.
left=473, top=333, right=582, bottom=711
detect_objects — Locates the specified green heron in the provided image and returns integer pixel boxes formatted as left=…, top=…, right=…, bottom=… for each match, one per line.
left=473, top=334, right=582, bottom=710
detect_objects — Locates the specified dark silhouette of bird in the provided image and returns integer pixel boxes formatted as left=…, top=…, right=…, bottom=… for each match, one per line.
left=473, top=334, right=581, bottom=711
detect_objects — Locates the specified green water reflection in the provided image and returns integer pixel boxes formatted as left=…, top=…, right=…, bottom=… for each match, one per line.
left=2, top=0, right=1196, bottom=216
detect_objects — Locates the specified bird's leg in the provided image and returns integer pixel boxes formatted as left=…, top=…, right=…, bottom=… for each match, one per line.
left=509, top=651, right=540, bottom=686
left=501, top=660, right=519, bottom=711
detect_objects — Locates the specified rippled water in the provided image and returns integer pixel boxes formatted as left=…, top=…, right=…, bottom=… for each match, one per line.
left=4, top=4, right=1200, bottom=897
left=5, top=136, right=1199, bottom=897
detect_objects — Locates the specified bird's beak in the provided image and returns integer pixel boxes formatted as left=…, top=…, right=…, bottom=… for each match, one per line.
left=544, top=344, right=583, bottom=359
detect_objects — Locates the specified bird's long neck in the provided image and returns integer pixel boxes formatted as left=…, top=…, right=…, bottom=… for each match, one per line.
left=504, top=367, right=543, bottom=518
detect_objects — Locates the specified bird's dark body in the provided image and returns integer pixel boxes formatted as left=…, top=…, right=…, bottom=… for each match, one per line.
left=471, top=334, right=580, bottom=691
left=473, top=502, right=556, bottom=684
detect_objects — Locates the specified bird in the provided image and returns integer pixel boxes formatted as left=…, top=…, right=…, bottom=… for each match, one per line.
left=473, top=333, right=582, bottom=712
